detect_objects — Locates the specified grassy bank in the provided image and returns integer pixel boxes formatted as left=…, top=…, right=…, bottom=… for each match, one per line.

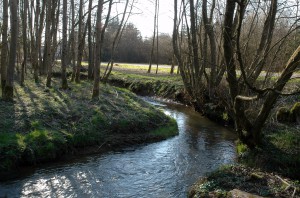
left=105, top=64, right=300, bottom=197
left=188, top=123, right=300, bottom=197
left=0, top=78, right=178, bottom=179
left=189, top=164, right=300, bottom=198
left=108, top=71, right=185, bottom=98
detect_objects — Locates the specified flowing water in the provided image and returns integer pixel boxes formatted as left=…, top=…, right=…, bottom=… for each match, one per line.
left=0, top=98, right=237, bottom=198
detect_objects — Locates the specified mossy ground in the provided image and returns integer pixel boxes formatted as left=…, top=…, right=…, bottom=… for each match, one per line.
left=189, top=124, right=300, bottom=198
left=189, top=164, right=300, bottom=198
left=0, top=76, right=178, bottom=179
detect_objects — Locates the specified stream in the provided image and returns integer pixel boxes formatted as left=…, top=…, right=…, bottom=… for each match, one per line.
left=0, top=98, right=237, bottom=198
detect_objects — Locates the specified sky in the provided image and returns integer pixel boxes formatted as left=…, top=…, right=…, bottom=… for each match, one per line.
left=126, top=0, right=174, bottom=38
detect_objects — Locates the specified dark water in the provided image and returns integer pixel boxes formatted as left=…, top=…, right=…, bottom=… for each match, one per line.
left=0, top=98, right=237, bottom=198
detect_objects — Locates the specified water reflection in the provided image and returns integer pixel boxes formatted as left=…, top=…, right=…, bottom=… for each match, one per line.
left=0, top=98, right=236, bottom=198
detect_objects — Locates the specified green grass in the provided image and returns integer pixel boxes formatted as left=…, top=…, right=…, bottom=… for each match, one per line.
left=236, top=141, right=248, bottom=155
left=235, top=125, right=300, bottom=179
left=0, top=76, right=178, bottom=174
left=105, top=63, right=178, bottom=74
left=108, top=71, right=183, bottom=98
left=150, top=118, right=178, bottom=138
left=189, top=164, right=299, bottom=198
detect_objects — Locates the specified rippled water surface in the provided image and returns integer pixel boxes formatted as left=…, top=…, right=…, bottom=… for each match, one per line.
left=0, top=98, right=237, bottom=198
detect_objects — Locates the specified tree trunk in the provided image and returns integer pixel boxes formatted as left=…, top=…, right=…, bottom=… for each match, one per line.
left=30, top=0, right=40, bottom=83
left=75, top=0, right=84, bottom=83
left=102, top=0, right=128, bottom=82
left=148, top=0, right=158, bottom=74
left=189, top=0, right=200, bottom=78
left=170, top=55, right=175, bottom=74
left=37, top=0, right=46, bottom=78
left=155, top=0, right=159, bottom=74
left=21, top=0, right=28, bottom=86
left=70, top=0, right=76, bottom=82
left=3, top=0, right=18, bottom=101
left=92, top=0, right=104, bottom=98
left=61, top=0, right=68, bottom=89
left=202, top=0, right=217, bottom=97
left=43, top=0, right=52, bottom=77
left=87, top=0, right=94, bottom=80
left=1, top=0, right=8, bottom=95
left=46, top=0, right=59, bottom=87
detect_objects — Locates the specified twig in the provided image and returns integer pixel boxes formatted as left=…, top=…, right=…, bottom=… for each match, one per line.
left=292, top=188, right=297, bottom=198
left=275, top=175, right=298, bottom=198
left=97, top=141, right=108, bottom=151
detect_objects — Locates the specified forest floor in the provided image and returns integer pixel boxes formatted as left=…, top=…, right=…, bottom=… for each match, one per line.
left=0, top=74, right=178, bottom=180
left=100, top=63, right=300, bottom=198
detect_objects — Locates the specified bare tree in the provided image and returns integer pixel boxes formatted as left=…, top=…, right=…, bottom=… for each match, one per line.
left=102, top=0, right=132, bottom=82
left=173, top=0, right=300, bottom=147
left=148, top=0, right=159, bottom=73
left=223, top=0, right=300, bottom=147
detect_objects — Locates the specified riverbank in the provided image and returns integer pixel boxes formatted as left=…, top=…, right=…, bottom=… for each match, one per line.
left=188, top=164, right=299, bottom=198
left=104, top=64, right=300, bottom=198
left=0, top=77, right=178, bottom=180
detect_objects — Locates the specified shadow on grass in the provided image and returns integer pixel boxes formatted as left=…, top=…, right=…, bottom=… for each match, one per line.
left=240, top=129, right=300, bottom=180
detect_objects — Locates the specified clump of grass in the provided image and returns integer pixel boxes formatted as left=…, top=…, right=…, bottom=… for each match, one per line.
left=24, top=129, right=68, bottom=162
left=0, top=133, right=25, bottom=171
left=236, top=140, right=249, bottom=156
left=150, top=118, right=178, bottom=138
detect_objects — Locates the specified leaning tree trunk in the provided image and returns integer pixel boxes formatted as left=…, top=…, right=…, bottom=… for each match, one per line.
left=3, top=0, right=18, bottom=101
left=102, top=0, right=127, bottom=82
left=223, top=0, right=254, bottom=145
left=223, top=0, right=300, bottom=148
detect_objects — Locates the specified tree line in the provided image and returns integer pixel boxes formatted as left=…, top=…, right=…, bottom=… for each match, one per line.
left=173, top=0, right=300, bottom=147
left=0, top=0, right=173, bottom=101
left=1, top=0, right=300, bottom=148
